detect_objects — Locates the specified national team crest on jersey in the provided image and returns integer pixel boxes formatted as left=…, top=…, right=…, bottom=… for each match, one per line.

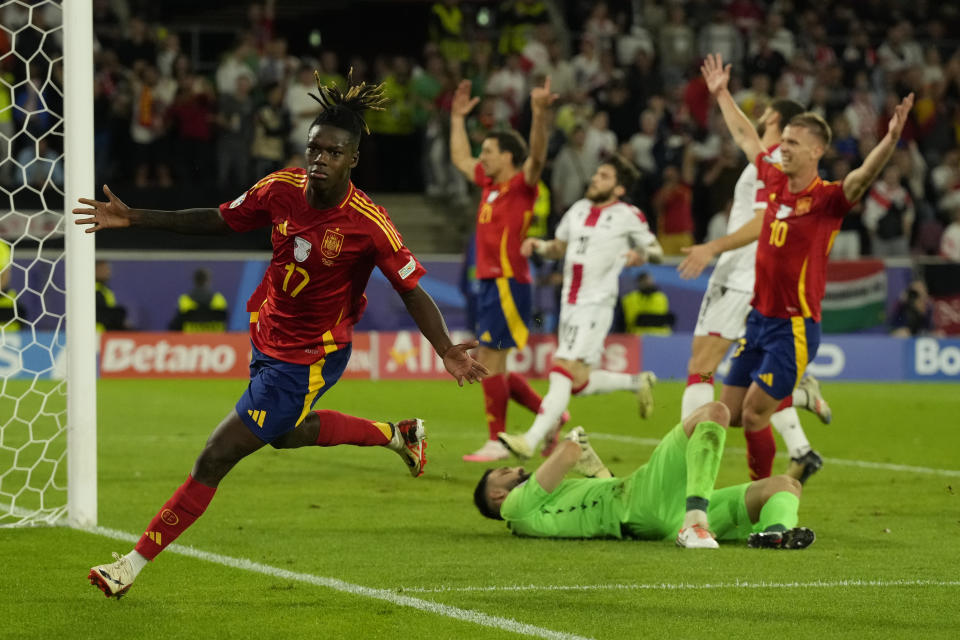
left=796, top=197, right=812, bottom=215
left=294, top=236, right=312, bottom=262
left=321, top=229, right=344, bottom=259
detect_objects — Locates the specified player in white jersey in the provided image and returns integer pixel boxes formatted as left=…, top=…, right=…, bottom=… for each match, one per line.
left=498, top=156, right=663, bottom=459
left=681, top=98, right=833, bottom=484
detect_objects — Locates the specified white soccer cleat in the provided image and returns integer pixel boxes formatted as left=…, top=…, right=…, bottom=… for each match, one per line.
left=676, top=524, right=719, bottom=549
left=88, top=552, right=136, bottom=599
left=388, top=418, right=427, bottom=477
left=462, top=439, right=511, bottom=462
left=797, top=374, right=832, bottom=424
left=497, top=431, right=533, bottom=459
left=636, top=371, right=657, bottom=419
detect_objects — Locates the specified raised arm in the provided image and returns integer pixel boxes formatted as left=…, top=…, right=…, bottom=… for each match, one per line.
left=521, top=237, right=567, bottom=260
left=533, top=439, right=582, bottom=493
left=842, top=93, right=915, bottom=204
left=522, top=76, right=559, bottom=187
left=73, top=185, right=231, bottom=235
left=400, top=284, right=488, bottom=386
left=701, top=53, right=764, bottom=164
left=449, top=80, right=480, bottom=180
left=677, top=208, right=764, bottom=279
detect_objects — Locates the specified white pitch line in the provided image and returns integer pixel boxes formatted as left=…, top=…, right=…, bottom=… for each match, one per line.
left=587, top=433, right=960, bottom=477
left=85, top=527, right=594, bottom=640
left=399, top=578, right=960, bottom=594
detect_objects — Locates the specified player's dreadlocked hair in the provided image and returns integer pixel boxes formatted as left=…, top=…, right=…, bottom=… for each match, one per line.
left=309, top=68, right=388, bottom=141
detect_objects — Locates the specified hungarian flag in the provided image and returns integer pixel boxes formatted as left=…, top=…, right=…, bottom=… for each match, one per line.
left=821, top=260, right=887, bottom=332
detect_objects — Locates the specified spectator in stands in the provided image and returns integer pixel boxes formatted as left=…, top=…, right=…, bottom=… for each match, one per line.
left=250, top=82, right=290, bottom=178
left=658, top=4, right=696, bottom=84
left=129, top=64, right=172, bottom=188
left=863, top=164, right=915, bottom=256
left=217, top=74, right=256, bottom=192
left=0, top=240, right=24, bottom=333
left=16, top=136, right=63, bottom=190
left=621, top=272, right=674, bottom=336
left=170, top=268, right=229, bottom=333
left=116, top=17, right=156, bottom=68
left=940, top=207, right=960, bottom=261
left=698, top=9, right=742, bottom=70
left=95, top=260, right=128, bottom=332
left=584, top=110, right=617, bottom=168
left=285, top=65, right=322, bottom=154
left=627, top=109, right=660, bottom=175
left=258, top=37, right=295, bottom=87
left=486, top=53, right=527, bottom=127
left=429, top=0, right=471, bottom=65
left=551, top=124, right=593, bottom=213
left=890, top=279, right=937, bottom=337
left=167, top=75, right=217, bottom=183
left=653, top=149, right=696, bottom=255
left=215, top=39, right=257, bottom=96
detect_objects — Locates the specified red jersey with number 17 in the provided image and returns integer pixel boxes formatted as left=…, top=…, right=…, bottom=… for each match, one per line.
left=752, top=152, right=854, bottom=321
left=473, top=163, right=536, bottom=283
left=219, top=168, right=426, bottom=365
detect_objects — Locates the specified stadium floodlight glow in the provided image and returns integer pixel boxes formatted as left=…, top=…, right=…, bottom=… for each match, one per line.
left=0, top=0, right=97, bottom=528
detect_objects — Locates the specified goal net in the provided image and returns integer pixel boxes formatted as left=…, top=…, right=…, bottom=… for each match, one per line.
left=0, top=0, right=96, bottom=527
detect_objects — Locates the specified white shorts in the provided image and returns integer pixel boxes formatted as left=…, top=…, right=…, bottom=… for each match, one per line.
left=693, top=283, right=753, bottom=340
left=554, top=304, right=613, bottom=366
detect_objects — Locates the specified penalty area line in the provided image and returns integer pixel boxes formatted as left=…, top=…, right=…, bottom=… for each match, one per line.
left=399, top=578, right=960, bottom=594
left=83, top=526, right=594, bottom=640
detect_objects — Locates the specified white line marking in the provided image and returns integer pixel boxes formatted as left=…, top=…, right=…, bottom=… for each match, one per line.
left=587, top=433, right=960, bottom=477
left=84, top=527, right=594, bottom=640
left=399, top=579, right=960, bottom=594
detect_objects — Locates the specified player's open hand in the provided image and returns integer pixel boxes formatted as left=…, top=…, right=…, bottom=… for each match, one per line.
left=442, top=339, right=489, bottom=386
left=451, top=80, right=479, bottom=118
left=72, top=185, right=133, bottom=233
left=700, top=53, right=731, bottom=96
left=623, top=249, right=646, bottom=267
left=886, top=92, right=915, bottom=141
left=677, top=243, right=715, bottom=279
left=530, top=76, right=559, bottom=112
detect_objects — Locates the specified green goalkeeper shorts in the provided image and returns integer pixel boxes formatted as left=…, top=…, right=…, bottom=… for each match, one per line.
left=619, top=423, right=754, bottom=541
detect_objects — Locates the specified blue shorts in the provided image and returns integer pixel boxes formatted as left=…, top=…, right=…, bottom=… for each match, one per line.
left=235, top=343, right=352, bottom=444
left=475, top=277, right=531, bottom=350
left=724, top=309, right=820, bottom=399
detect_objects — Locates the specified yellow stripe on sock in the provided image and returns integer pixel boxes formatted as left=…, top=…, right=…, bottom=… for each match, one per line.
left=373, top=421, right=393, bottom=442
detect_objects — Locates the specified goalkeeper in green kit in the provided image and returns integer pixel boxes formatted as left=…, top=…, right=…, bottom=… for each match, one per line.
left=472, top=402, right=814, bottom=549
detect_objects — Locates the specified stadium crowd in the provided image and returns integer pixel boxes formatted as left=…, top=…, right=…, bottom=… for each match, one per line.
left=2, top=0, right=960, bottom=261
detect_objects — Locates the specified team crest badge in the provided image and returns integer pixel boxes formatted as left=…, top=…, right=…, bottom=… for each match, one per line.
left=294, top=236, right=312, bottom=262
left=321, top=229, right=344, bottom=259
left=796, top=197, right=812, bottom=215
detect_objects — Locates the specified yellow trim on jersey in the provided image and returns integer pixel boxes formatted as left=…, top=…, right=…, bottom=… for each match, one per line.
left=320, top=330, right=338, bottom=354
left=797, top=257, right=811, bottom=318
left=250, top=298, right=267, bottom=324
left=791, top=316, right=809, bottom=390
left=499, top=229, right=513, bottom=278
left=337, top=183, right=356, bottom=208
left=826, top=230, right=838, bottom=255
left=296, top=358, right=327, bottom=427
left=495, top=276, right=529, bottom=349
left=255, top=170, right=307, bottom=185
left=351, top=195, right=402, bottom=248
left=351, top=197, right=402, bottom=251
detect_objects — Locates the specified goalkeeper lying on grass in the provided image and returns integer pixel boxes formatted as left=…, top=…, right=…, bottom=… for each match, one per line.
left=472, top=401, right=814, bottom=549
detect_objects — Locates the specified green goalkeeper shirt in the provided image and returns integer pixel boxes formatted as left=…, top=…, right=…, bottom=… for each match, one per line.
left=501, top=473, right=625, bottom=539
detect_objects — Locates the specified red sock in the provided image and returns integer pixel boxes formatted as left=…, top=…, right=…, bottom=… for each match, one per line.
left=744, top=426, right=776, bottom=480
left=506, top=372, right=542, bottom=413
left=687, top=373, right=714, bottom=386
left=481, top=373, right=508, bottom=439
left=777, top=396, right=793, bottom=411
left=313, top=410, right=391, bottom=446
left=135, top=475, right=216, bottom=560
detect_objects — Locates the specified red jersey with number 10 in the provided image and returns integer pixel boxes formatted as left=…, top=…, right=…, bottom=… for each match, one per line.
left=219, top=168, right=425, bottom=364
left=752, top=152, right=854, bottom=321
left=473, top=164, right=536, bottom=283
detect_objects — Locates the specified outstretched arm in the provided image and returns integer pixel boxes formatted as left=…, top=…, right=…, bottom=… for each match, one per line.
left=73, top=185, right=231, bottom=235
left=842, top=93, right=915, bottom=204
left=701, top=54, right=764, bottom=164
left=523, top=76, right=559, bottom=187
left=677, top=208, right=764, bottom=279
left=533, top=439, right=582, bottom=493
left=400, top=284, right=488, bottom=386
left=449, top=80, right=480, bottom=181
left=521, top=237, right=567, bottom=260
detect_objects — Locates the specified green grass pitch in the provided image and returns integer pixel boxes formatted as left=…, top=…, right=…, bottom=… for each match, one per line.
left=3, top=378, right=959, bottom=639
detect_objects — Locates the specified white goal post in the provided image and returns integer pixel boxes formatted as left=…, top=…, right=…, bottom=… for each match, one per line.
left=0, top=0, right=96, bottom=528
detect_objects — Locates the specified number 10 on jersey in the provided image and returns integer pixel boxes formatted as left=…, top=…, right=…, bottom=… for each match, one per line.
left=769, top=220, right=788, bottom=247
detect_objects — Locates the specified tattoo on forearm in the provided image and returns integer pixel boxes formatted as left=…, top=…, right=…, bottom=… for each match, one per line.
left=133, top=208, right=230, bottom=235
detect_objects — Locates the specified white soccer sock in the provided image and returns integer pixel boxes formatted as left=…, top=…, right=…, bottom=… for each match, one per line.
left=681, top=382, right=715, bottom=420
left=524, top=372, right=573, bottom=448
left=682, top=509, right=709, bottom=529
left=770, top=407, right=811, bottom=459
left=792, top=386, right=809, bottom=409
left=123, top=549, right=149, bottom=577
left=575, top=370, right=637, bottom=396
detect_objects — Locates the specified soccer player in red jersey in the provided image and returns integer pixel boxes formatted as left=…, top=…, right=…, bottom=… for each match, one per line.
left=450, top=76, right=560, bottom=462
left=679, top=53, right=914, bottom=480
left=75, top=73, right=487, bottom=599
